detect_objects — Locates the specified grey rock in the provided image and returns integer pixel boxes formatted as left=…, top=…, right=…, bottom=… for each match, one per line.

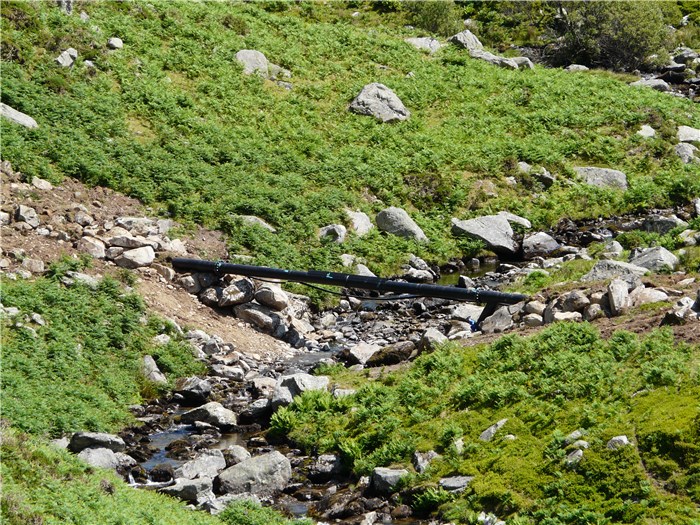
left=523, top=232, right=560, bottom=258
left=523, top=313, right=543, bottom=327
left=57, top=0, right=73, bottom=15
left=219, top=278, right=255, bottom=307
left=236, top=49, right=269, bottom=76
left=349, top=83, right=410, bottom=123
left=512, top=56, right=534, bottom=69
left=581, top=260, right=647, bottom=288
left=114, top=246, right=155, bottom=269
left=69, top=432, right=126, bottom=453
left=179, top=275, right=201, bottom=294
left=675, top=143, right=698, bottom=163
left=174, top=376, right=212, bottom=405
left=524, top=301, right=546, bottom=316
left=678, top=125, right=700, bottom=143
left=309, top=454, right=344, bottom=481
left=345, top=210, right=373, bottom=236
left=606, top=435, right=632, bottom=450
left=497, top=211, right=531, bottom=229
left=77, top=447, right=119, bottom=469
left=215, top=451, right=291, bottom=497
left=480, top=305, right=514, bottom=334
left=608, top=279, right=630, bottom=316
left=225, top=445, right=252, bottom=466
left=439, top=475, right=474, bottom=493
left=355, top=264, right=376, bottom=277
left=448, top=29, right=483, bottom=51
left=451, top=215, right=518, bottom=255
left=278, top=373, right=330, bottom=398
left=235, top=215, right=276, bottom=232
left=565, top=64, right=589, bottom=71
left=181, top=402, right=237, bottom=428
left=107, top=234, right=157, bottom=249
left=405, top=37, right=442, bottom=54
left=630, top=286, right=669, bottom=307
left=233, top=303, right=282, bottom=333
left=56, top=47, right=77, bottom=67
left=77, top=236, right=106, bottom=259
left=630, top=78, right=670, bottom=91
left=241, top=398, right=271, bottom=419
left=142, top=355, right=167, bottom=384
left=630, top=246, right=678, bottom=272
left=574, top=167, right=627, bottom=190
left=376, top=207, right=428, bottom=242
left=319, top=224, right=347, bottom=243
left=469, top=48, right=518, bottom=69
left=451, top=303, right=485, bottom=321
left=22, top=259, right=45, bottom=274
left=637, top=125, right=656, bottom=138
left=211, top=365, right=245, bottom=380
left=552, top=311, right=582, bottom=323
left=16, top=205, right=40, bottom=228
left=413, top=450, right=440, bottom=474
left=115, top=217, right=156, bottom=234
left=565, top=449, right=584, bottom=465
left=372, top=467, right=408, bottom=495
left=254, top=284, right=289, bottom=311
left=418, top=327, right=447, bottom=351
left=176, top=450, right=226, bottom=480
left=642, top=215, right=688, bottom=234
left=479, top=418, right=508, bottom=442
left=61, top=271, right=99, bottom=289
left=675, top=48, right=699, bottom=64
left=583, top=303, right=605, bottom=321
left=160, top=476, right=213, bottom=503
left=105, top=246, right=125, bottom=259
left=271, top=385, right=294, bottom=409
left=107, top=37, right=123, bottom=49
left=562, top=290, right=590, bottom=312
left=345, top=342, right=382, bottom=365
left=602, top=240, right=624, bottom=258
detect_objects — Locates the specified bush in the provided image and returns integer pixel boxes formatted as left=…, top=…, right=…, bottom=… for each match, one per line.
left=403, top=1, right=462, bottom=37
left=553, top=1, right=670, bottom=71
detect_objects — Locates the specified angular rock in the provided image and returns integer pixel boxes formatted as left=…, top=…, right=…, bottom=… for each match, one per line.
left=574, top=167, right=627, bottom=190
left=565, top=449, right=584, bottom=465
left=523, top=313, right=543, bottom=326
left=512, top=56, right=534, bottom=69
left=1, top=103, right=38, bottom=129
left=469, top=48, right=518, bottom=69
left=606, top=435, right=632, bottom=450
left=366, top=341, right=416, bottom=366
left=224, top=445, right=252, bottom=466
left=143, top=355, right=167, bottom=384
left=219, top=278, right=255, bottom=307
left=69, top=432, right=126, bottom=453
left=160, top=476, right=213, bottom=504
left=22, top=259, right=45, bottom=274
left=479, top=418, right=508, bottom=442
left=439, top=475, right=474, bottom=493
left=583, top=303, right=605, bottom=321
left=581, top=260, right=647, bottom=288
left=308, top=454, right=344, bottom=482
left=608, top=279, right=630, bottom=316
left=497, top=211, right=531, bottom=229
left=630, top=78, right=669, bottom=91
left=405, top=37, right=442, bottom=54
left=181, top=402, right=237, bottom=428
left=233, top=303, right=282, bottom=333
left=451, top=215, right=518, bottom=255
left=376, top=207, right=427, bottom=242
left=176, top=450, right=226, bottom=480
left=480, top=305, right=514, bottom=334
left=235, top=215, right=276, bottom=232
left=215, top=451, right=291, bottom=497
left=179, top=275, right=201, bottom=294
left=562, top=290, right=590, bottom=312
left=630, top=246, right=678, bottom=272
left=552, top=311, right=582, bottom=323
left=637, top=125, right=656, bottom=138
left=349, top=83, right=410, bottom=123
left=642, top=215, right=687, bottom=234
left=371, top=467, right=408, bottom=495
left=278, top=373, right=329, bottom=398
left=448, top=29, right=483, bottom=51
left=319, top=224, right=347, bottom=243
left=630, top=287, right=669, bottom=307
left=254, top=284, right=289, bottom=311
left=236, top=49, right=269, bottom=76
left=107, top=234, right=156, bottom=249
left=345, top=210, right=373, bottom=236
left=77, top=447, right=119, bottom=470
left=56, top=47, right=78, bottom=67
left=523, top=232, right=560, bottom=258
left=418, top=327, right=447, bottom=351
left=678, top=125, right=700, bottom=143
left=413, top=450, right=440, bottom=474
left=675, top=143, right=698, bottom=163
left=77, top=236, right=106, bottom=259
left=114, top=246, right=155, bottom=269
left=174, top=376, right=212, bottom=405
left=345, top=342, right=382, bottom=365
left=31, top=176, right=51, bottom=189
left=15, top=205, right=40, bottom=228
left=565, top=64, right=589, bottom=71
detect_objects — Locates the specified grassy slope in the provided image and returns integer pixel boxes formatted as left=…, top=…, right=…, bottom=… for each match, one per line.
left=2, top=0, right=699, bottom=275
left=274, top=323, right=700, bottom=524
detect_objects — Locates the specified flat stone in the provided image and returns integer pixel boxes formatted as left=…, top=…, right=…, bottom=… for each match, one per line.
left=630, top=287, right=669, bottom=307
left=77, top=447, right=119, bottom=470
left=77, top=236, right=106, bottom=259
left=114, top=246, right=155, bottom=269
left=372, top=467, right=408, bottom=495
left=69, top=432, right=126, bottom=453
left=574, top=167, right=627, bottom=190
left=181, top=402, right=237, bottom=428
left=215, top=451, right=291, bottom=497
left=439, top=475, right=474, bottom=493
left=469, top=48, right=518, bottom=69
left=160, top=476, right=213, bottom=504
left=451, top=215, right=518, bottom=255
left=234, top=215, right=276, bottom=232
left=630, top=78, right=670, bottom=92
left=581, top=260, right=647, bottom=288
left=405, top=37, right=442, bottom=54
left=1, top=103, right=38, bottom=129
left=175, top=450, right=226, bottom=480
left=630, top=246, right=678, bottom=272
left=479, top=418, right=508, bottom=442
left=678, top=125, right=700, bottom=143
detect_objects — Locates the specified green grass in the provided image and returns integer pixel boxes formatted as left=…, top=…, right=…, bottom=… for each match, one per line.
left=2, top=0, right=699, bottom=277
left=274, top=323, right=700, bottom=524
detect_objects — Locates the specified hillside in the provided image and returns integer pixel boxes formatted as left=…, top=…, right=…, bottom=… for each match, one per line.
left=1, top=2, right=700, bottom=525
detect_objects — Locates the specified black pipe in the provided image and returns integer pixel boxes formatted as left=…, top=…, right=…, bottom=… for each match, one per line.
left=171, top=258, right=528, bottom=306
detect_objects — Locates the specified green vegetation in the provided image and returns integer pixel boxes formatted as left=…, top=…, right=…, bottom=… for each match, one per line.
left=273, top=323, right=700, bottom=523
left=2, top=0, right=698, bottom=277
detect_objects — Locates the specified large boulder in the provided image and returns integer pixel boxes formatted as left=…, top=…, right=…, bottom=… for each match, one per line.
left=1, top=103, right=38, bottom=129
left=254, top=284, right=289, bottom=311
left=608, top=279, right=630, bottom=316
left=114, top=246, right=155, bottom=269
left=219, top=278, right=255, bottom=307
left=574, top=167, right=627, bottom=190
left=234, top=303, right=282, bottom=333
left=215, top=451, right=291, bottom=497
left=345, top=210, right=373, bottom=236
left=405, top=37, right=442, bottom=54
left=451, top=215, right=518, bottom=255
left=271, top=373, right=330, bottom=410
left=77, top=236, right=106, bottom=259
left=448, top=29, right=483, bottom=51
left=630, top=78, right=670, bottom=92
left=349, top=83, right=410, bottom=123
left=235, top=49, right=269, bottom=76
left=523, top=232, right=560, bottom=258
left=372, top=467, right=408, bottom=495
left=69, top=432, right=126, bottom=453
left=176, top=450, right=227, bottom=480
left=344, top=342, right=382, bottom=365
left=675, top=143, right=698, bottom=164
left=180, top=402, right=237, bottom=428
left=629, top=246, right=678, bottom=273
left=376, top=207, right=428, bottom=242
left=581, top=260, right=647, bottom=289
left=469, top=48, right=518, bottom=69
left=77, top=447, right=119, bottom=470
left=678, top=125, right=700, bottom=143
left=174, top=376, right=212, bottom=405
left=160, top=476, right=213, bottom=504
